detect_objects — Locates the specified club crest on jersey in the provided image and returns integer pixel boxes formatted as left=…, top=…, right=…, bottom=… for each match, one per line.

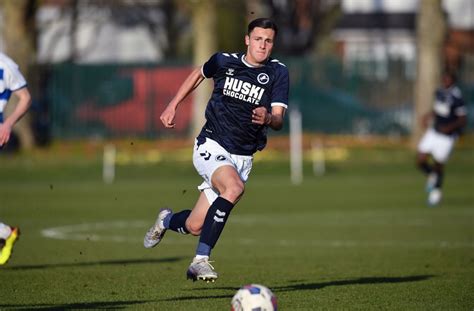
left=257, top=73, right=270, bottom=85
left=223, top=77, right=265, bottom=105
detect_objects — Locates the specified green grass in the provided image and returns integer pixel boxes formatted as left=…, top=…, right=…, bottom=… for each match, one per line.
left=0, top=146, right=473, bottom=310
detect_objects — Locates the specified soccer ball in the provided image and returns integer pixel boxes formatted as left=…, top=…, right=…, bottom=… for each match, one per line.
left=231, top=284, right=277, bottom=311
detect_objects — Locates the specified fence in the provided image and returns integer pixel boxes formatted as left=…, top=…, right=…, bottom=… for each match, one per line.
left=37, top=57, right=473, bottom=141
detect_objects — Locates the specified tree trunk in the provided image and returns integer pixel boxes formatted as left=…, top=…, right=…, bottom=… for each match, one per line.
left=190, top=0, right=217, bottom=138
left=1, top=0, right=36, bottom=151
left=412, top=0, right=447, bottom=147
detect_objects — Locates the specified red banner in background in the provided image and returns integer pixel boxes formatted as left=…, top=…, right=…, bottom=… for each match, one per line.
left=75, top=67, right=193, bottom=135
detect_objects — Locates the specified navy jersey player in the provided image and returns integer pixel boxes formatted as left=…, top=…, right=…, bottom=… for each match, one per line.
left=416, top=71, right=467, bottom=206
left=0, top=52, right=31, bottom=264
left=144, top=18, right=289, bottom=282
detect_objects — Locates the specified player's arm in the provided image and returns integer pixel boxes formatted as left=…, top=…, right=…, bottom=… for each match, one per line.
left=160, top=67, right=205, bottom=128
left=0, top=87, right=31, bottom=146
left=265, top=106, right=285, bottom=130
left=421, top=111, right=434, bottom=129
left=252, top=105, right=286, bottom=131
left=438, top=115, right=467, bottom=135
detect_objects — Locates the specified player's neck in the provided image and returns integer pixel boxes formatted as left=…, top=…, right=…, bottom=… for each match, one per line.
left=243, top=54, right=266, bottom=68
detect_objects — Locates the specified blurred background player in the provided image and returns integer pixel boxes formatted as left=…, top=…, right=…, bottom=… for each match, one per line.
left=416, top=71, right=467, bottom=206
left=144, top=18, right=289, bottom=282
left=0, top=224, right=20, bottom=265
left=0, top=52, right=32, bottom=264
left=0, top=52, right=31, bottom=149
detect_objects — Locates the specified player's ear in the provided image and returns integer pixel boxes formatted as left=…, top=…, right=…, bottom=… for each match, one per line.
left=245, top=35, right=250, bottom=46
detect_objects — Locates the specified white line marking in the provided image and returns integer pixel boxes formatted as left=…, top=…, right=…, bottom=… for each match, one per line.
left=40, top=220, right=474, bottom=249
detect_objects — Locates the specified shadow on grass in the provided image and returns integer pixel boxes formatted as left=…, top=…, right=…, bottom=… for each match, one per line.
left=0, top=300, right=152, bottom=310
left=272, top=275, right=435, bottom=292
left=2, top=257, right=185, bottom=270
left=160, top=275, right=435, bottom=302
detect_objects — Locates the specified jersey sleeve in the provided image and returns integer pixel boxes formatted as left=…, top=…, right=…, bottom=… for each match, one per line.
left=5, top=63, right=27, bottom=91
left=201, top=53, right=221, bottom=79
left=270, top=64, right=289, bottom=109
left=449, top=87, right=466, bottom=116
left=453, top=97, right=467, bottom=116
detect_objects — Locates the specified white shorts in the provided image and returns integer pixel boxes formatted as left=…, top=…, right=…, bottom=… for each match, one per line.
left=417, top=128, right=455, bottom=163
left=193, top=137, right=253, bottom=204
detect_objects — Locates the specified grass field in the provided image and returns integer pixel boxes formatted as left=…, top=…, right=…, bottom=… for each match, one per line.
left=0, top=143, right=473, bottom=310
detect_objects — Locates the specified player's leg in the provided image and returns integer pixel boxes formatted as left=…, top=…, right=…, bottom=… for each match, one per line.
left=194, top=165, right=243, bottom=255
left=185, top=191, right=212, bottom=235
left=197, top=165, right=243, bottom=255
left=143, top=138, right=215, bottom=248
left=143, top=192, right=211, bottom=247
left=187, top=165, right=244, bottom=282
left=416, top=152, right=433, bottom=175
left=181, top=137, right=252, bottom=281
left=416, top=152, right=437, bottom=191
left=432, top=161, right=444, bottom=190
left=417, top=129, right=438, bottom=191
left=427, top=133, right=454, bottom=206
left=0, top=223, right=20, bottom=265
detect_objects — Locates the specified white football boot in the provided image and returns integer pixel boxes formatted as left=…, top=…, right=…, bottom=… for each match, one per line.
left=186, top=257, right=218, bottom=282
left=143, top=208, right=172, bottom=248
left=428, top=188, right=442, bottom=207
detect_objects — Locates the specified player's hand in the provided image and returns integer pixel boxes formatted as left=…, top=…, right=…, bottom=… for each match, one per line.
left=437, top=125, right=452, bottom=134
left=421, top=112, right=433, bottom=129
left=160, top=105, right=177, bottom=128
left=0, top=123, right=12, bottom=146
left=252, top=106, right=271, bottom=125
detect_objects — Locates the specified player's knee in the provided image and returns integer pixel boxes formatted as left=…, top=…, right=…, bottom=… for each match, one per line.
left=416, top=155, right=426, bottom=167
left=223, top=182, right=245, bottom=203
left=186, top=220, right=202, bottom=236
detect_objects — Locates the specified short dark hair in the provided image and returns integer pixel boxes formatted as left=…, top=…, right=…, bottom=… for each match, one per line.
left=247, top=18, right=278, bottom=36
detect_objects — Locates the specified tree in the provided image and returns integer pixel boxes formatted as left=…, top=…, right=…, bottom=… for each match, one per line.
left=412, top=0, right=447, bottom=146
left=0, top=0, right=36, bottom=151
left=190, top=0, right=217, bottom=138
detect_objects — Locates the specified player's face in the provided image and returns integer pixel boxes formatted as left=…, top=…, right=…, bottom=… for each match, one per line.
left=245, top=27, right=275, bottom=66
left=442, top=74, right=454, bottom=88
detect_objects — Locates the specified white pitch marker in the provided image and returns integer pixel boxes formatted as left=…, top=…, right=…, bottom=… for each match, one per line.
left=103, top=144, right=116, bottom=184
left=311, top=139, right=325, bottom=176
left=289, top=107, right=303, bottom=185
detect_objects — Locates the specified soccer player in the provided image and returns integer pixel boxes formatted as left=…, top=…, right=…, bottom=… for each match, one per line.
left=0, top=52, right=31, bottom=149
left=144, top=18, right=289, bottom=282
left=416, top=71, right=467, bottom=206
left=0, top=52, right=31, bottom=264
left=0, top=225, right=20, bottom=265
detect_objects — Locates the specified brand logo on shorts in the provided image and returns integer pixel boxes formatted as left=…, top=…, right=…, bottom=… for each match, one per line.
left=215, top=155, right=227, bottom=161
left=200, top=151, right=211, bottom=160
left=257, top=73, right=270, bottom=85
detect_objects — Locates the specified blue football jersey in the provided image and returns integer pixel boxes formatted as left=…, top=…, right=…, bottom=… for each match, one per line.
left=198, top=52, right=289, bottom=155
left=433, top=85, right=466, bottom=135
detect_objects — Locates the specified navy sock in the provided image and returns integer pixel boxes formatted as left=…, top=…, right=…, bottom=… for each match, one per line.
left=166, top=210, right=191, bottom=234
left=196, top=197, right=234, bottom=256
left=419, top=162, right=432, bottom=175
left=196, top=242, right=211, bottom=257
left=435, top=171, right=444, bottom=188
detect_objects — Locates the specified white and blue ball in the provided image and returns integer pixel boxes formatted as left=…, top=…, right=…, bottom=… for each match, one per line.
left=231, top=284, right=277, bottom=311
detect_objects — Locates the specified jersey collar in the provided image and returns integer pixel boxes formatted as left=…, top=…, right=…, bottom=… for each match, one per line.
left=241, top=54, right=268, bottom=68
